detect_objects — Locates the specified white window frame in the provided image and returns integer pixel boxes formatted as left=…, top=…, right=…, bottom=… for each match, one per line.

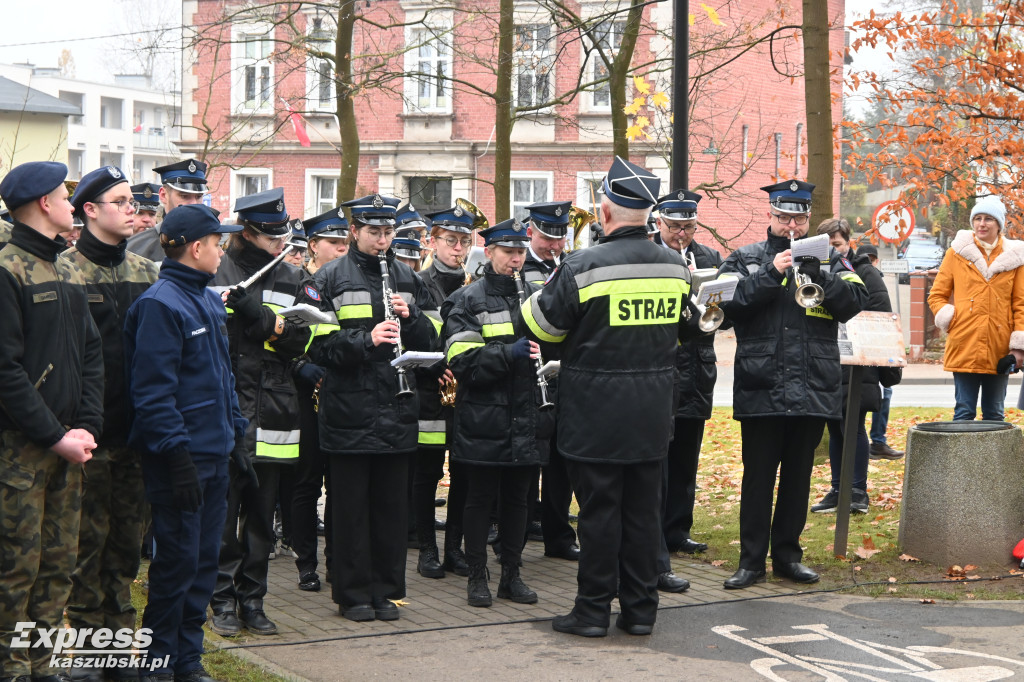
left=304, top=168, right=341, bottom=217
left=575, top=172, right=603, bottom=214
left=510, top=171, right=553, bottom=223
left=232, top=23, right=275, bottom=115
left=585, top=20, right=625, bottom=112
left=403, top=18, right=454, bottom=114
left=230, top=168, right=274, bottom=217
left=305, top=14, right=336, bottom=112
left=513, top=24, right=554, bottom=111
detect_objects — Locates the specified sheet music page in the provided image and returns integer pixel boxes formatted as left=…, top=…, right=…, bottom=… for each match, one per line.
left=791, top=233, right=830, bottom=261
left=391, top=351, right=445, bottom=369
left=696, top=278, right=738, bottom=306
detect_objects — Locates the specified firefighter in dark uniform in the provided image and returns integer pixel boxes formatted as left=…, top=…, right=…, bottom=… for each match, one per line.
left=290, top=208, right=349, bottom=592
left=125, top=204, right=249, bottom=682
left=442, top=218, right=551, bottom=608
left=413, top=204, right=481, bottom=579
left=208, top=188, right=314, bottom=636
left=520, top=200, right=579, bottom=561
left=61, top=166, right=159, bottom=682
left=309, top=194, right=439, bottom=622
left=0, top=162, right=104, bottom=681
left=127, top=159, right=208, bottom=261
left=717, top=180, right=867, bottom=590
left=652, top=190, right=722, bottom=590
left=131, top=182, right=161, bottom=235
left=523, top=157, right=700, bottom=638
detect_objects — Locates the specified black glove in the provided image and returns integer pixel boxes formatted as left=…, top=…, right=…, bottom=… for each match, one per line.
left=509, top=337, right=532, bottom=360
left=230, top=442, right=260, bottom=489
left=796, top=256, right=823, bottom=283
left=226, top=286, right=262, bottom=320
left=296, top=361, right=327, bottom=385
left=166, top=448, right=202, bottom=513
left=996, top=354, right=1018, bottom=375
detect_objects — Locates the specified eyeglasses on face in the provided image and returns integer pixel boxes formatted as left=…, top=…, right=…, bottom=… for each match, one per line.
left=771, top=213, right=809, bottom=226
left=439, top=236, right=474, bottom=248
left=361, top=228, right=395, bottom=241
left=664, top=222, right=697, bottom=234
left=93, top=199, right=140, bottom=213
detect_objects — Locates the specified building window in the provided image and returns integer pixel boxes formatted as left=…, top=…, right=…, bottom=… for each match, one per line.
left=234, top=29, right=274, bottom=113
left=313, top=175, right=337, bottom=215
left=67, top=149, right=84, bottom=181
left=575, top=173, right=603, bottom=215
left=307, top=16, right=334, bottom=110
left=511, top=173, right=551, bottom=222
left=59, top=91, right=84, bottom=125
left=407, top=177, right=452, bottom=215
left=99, top=152, right=123, bottom=169
left=405, top=28, right=452, bottom=112
left=589, top=21, right=624, bottom=110
left=237, top=172, right=270, bottom=199
left=514, top=24, right=553, bottom=109
left=100, top=97, right=123, bottom=129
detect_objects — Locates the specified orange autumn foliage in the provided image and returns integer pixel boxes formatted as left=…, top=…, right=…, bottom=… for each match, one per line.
left=845, top=1, right=1024, bottom=236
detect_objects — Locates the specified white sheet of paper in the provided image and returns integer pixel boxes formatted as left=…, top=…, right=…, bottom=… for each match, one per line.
left=278, top=303, right=337, bottom=327
left=695, top=278, right=737, bottom=306
left=391, top=351, right=445, bottom=369
left=538, top=360, right=560, bottom=379
left=790, top=233, right=830, bottom=262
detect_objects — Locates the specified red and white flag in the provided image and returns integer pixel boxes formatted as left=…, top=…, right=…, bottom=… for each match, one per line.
left=281, top=98, right=311, bottom=147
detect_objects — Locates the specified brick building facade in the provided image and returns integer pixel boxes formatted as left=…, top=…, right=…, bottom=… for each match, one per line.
left=178, top=0, right=844, bottom=252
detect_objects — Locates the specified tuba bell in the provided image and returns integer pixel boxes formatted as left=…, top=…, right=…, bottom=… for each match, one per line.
left=455, top=198, right=489, bottom=231
left=567, top=206, right=598, bottom=252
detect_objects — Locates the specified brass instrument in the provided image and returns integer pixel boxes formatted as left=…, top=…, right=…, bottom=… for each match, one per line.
left=512, top=271, right=554, bottom=411
left=456, top=254, right=473, bottom=286
left=379, top=253, right=414, bottom=398
left=682, top=267, right=725, bottom=332
left=439, top=375, right=458, bottom=407
left=567, top=206, right=598, bottom=252
left=790, top=230, right=825, bottom=309
left=455, top=198, right=489, bottom=231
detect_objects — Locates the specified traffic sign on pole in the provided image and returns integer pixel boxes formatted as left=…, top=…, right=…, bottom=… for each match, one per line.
left=872, top=200, right=915, bottom=244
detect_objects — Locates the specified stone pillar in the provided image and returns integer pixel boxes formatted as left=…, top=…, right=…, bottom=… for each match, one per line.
left=899, top=421, right=1024, bottom=566
left=908, top=275, right=927, bottom=362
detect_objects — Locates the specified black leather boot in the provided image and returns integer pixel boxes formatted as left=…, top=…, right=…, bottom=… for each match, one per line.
left=417, top=544, right=445, bottom=578
left=466, top=562, right=492, bottom=607
left=497, top=562, right=537, bottom=604
left=443, top=526, right=470, bottom=577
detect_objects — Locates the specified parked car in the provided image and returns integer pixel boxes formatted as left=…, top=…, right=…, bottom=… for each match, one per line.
left=897, top=241, right=945, bottom=283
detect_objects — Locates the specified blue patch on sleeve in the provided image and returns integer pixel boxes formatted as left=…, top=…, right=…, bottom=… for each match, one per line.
left=305, top=285, right=321, bottom=301
left=840, top=257, right=854, bottom=272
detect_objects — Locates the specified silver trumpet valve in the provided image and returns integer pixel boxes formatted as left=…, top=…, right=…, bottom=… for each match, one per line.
left=789, top=230, right=825, bottom=309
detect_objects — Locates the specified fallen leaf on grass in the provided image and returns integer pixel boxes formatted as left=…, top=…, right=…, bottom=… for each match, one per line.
left=853, top=565, right=862, bottom=571
left=888, top=577, right=897, bottom=583
left=964, top=564, right=978, bottom=572
left=899, top=554, right=919, bottom=562
left=920, top=598, right=935, bottom=604
left=967, top=575, right=980, bottom=580
left=862, top=535, right=877, bottom=550
left=888, top=587, right=898, bottom=593
left=827, top=524, right=836, bottom=531
left=729, top=540, right=741, bottom=545
left=711, top=559, right=728, bottom=567
left=855, top=546, right=881, bottom=559
left=945, top=565, right=966, bottom=580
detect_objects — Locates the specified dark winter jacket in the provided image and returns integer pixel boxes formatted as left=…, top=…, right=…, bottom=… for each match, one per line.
left=415, top=262, right=466, bottom=448
left=718, top=229, right=868, bottom=420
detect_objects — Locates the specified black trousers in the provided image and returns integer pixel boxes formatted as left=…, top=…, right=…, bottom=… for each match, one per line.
left=662, top=417, right=706, bottom=549
left=412, top=447, right=466, bottom=546
left=211, top=461, right=281, bottom=614
left=291, top=400, right=331, bottom=576
left=567, top=459, right=662, bottom=628
left=463, top=464, right=534, bottom=567
left=541, top=437, right=576, bottom=553
left=329, top=453, right=409, bottom=607
left=738, top=417, right=825, bottom=570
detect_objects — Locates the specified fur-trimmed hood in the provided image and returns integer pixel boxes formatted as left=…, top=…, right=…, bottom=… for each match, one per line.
left=949, top=230, right=1024, bottom=280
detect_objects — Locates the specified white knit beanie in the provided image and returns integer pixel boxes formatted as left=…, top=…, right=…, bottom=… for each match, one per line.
left=971, top=195, right=1006, bottom=232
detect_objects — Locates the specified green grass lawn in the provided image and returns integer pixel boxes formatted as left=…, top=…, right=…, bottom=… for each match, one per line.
left=686, top=406, right=1024, bottom=599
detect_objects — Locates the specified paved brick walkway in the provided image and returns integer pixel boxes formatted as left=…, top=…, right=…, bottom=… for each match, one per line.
left=210, top=529, right=799, bottom=649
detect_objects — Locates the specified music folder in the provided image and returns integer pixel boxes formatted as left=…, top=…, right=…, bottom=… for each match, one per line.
left=278, top=303, right=337, bottom=327
left=391, top=351, right=445, bottom=369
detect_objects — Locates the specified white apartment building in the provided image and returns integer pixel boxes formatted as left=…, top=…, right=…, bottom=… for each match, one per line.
left=0, top=63, right=181, bottom=182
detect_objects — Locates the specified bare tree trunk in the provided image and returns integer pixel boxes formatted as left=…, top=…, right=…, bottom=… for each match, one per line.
left=803, top=0, right=833, bottom=221
left=609, top=0, right=646, bottom=159
left=492, top=0, right=514, bottom=222
left=336, top=1, right=360, bottom=202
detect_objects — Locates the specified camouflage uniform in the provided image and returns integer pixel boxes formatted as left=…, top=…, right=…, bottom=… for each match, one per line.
left=0, top=222, right=104, bottom=679
left=0, top=218, right=12, bottom=247
left=61, top=228, right=158, bottom=641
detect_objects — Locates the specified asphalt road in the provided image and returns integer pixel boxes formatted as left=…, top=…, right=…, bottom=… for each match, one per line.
left=237, top=593, right=1024, bottom=681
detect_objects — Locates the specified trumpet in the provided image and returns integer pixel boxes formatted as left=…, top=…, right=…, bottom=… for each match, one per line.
left=789, top=230, right=825, bottom=309
left=512, top=271, right=554, bottom=411
left=685, top=268, right=725, bottom=332
left=379, top=253, right=414, bottom=398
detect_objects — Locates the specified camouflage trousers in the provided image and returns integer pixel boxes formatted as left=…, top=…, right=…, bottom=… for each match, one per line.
left=0, top=430, right=83, bottom=678
left=67, top=445, right=145, bottom=634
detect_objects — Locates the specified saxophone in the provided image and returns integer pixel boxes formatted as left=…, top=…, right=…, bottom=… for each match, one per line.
left=379, top=253, right=414, bottom=398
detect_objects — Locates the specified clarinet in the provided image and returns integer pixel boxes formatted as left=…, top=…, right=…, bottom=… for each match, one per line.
left=379, top=252, right=414, bottom=398
left=512, top=271, right=554, bottom=411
